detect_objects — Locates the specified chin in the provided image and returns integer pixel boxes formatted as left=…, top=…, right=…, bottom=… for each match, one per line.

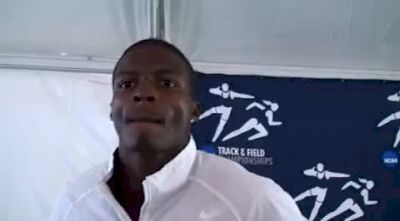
left=121, top=133, right=162, bottom=154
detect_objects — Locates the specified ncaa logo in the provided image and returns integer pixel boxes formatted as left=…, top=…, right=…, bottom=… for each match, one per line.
left=382, top=150, right=399, bottom=168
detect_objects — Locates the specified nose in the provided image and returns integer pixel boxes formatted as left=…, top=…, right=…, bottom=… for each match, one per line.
left=132, top=94, right=155, bottom=102
left=131, top=80, right=156, bottom=103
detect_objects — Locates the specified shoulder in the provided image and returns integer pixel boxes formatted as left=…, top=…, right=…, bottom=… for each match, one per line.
left=247, top=175, right=306, bottom=220
left=193, top=151, right=270, bottom=191
left=49, top=162, right=109, bottom=221
left=64, top=162, right=108, bottom=198
left=191, top=151, right=305, bottom=220
left=194, top=151, right=249, bottom=177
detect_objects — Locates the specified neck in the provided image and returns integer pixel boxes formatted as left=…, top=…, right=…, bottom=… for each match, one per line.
left=117, top=143, right=185, bottom=189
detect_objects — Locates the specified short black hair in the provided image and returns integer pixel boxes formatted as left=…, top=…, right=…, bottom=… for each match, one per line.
left=112, top=38, right=196, bottom=98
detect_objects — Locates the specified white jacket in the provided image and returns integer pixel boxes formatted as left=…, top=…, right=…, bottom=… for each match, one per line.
left=50, top=137, right=306, bottom=221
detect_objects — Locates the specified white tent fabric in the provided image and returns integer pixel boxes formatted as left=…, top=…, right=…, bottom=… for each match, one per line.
left=166, top=0, right=400, bottom=72
left=0, top=0, right=150, bottom=58
left=0, top=69, right=116, bottom=221
left=0, top=1, right=399, bottom=220
left=1, top=0, right=399, bottom=80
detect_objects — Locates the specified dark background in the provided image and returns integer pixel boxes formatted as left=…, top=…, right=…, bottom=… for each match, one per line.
left=192, top=72, right=400, bottom=221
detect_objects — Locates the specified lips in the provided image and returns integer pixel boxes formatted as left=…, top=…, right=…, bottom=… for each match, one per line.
left=125, top=117, right=164, bottom=124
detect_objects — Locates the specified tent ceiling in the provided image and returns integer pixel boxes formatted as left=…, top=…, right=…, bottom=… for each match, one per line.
left=166, top=0, right=400, bottom=72
left=0, top=0, right=399, bottom=74
left=0, top=0, right=149, bottom=58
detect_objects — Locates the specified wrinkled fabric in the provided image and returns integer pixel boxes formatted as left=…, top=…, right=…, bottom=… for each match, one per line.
left=50, top=137, right=305, bottom=221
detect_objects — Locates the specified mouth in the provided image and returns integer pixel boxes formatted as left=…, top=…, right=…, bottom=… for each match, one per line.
left=125, top=117, right=164, bottom=125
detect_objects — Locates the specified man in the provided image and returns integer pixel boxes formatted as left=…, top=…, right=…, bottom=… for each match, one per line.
left=50, top=39, right=305, bottom=221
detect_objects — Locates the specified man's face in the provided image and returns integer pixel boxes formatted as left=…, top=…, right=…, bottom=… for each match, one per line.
left=111, top=44, right=198, bottom=155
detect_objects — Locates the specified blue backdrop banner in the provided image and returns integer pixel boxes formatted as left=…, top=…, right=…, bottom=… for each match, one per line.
left=192, top=72, right=400, bottom=221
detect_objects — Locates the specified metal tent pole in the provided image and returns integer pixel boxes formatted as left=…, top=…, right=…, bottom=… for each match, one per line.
left=150, top=0, right=165, bottom=39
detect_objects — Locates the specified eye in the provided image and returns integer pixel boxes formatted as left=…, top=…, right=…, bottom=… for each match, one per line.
left=160, top=79, right=177, bottom=88
left=117, top=80, right=134, bottom=90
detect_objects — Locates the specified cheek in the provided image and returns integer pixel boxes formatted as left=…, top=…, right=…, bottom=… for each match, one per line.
left=168, top=100, right=193, bottom=127
left=110, top=98, right=124, bottom=123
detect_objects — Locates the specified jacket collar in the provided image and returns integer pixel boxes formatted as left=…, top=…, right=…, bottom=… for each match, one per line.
left=105, top=136, right=197, bottom=193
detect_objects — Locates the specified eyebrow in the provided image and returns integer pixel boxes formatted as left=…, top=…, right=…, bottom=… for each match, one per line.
left=113, top=73, right=135, bottom=83
left=116, top=68, right=180, bottom=77
left=153, top=68, right=180, bottom=76
left=115, top=71, right=139, bottom=77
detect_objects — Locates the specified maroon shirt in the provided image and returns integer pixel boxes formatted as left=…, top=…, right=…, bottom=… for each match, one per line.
left=107, top=150, right=144, bottom=221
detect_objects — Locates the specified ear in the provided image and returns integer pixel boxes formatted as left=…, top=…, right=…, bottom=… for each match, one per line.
left=109, top=103, right=114, bottom=121
left=191, top=102, right=201, bottom=122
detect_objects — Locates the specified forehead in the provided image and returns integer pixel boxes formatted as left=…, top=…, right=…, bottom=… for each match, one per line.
left=115, top=44, right=187, bottom=76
